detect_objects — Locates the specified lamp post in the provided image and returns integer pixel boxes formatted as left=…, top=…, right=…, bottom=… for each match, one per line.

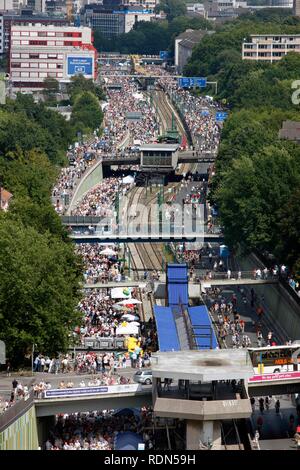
left=31, top=343, right=37, bottom=376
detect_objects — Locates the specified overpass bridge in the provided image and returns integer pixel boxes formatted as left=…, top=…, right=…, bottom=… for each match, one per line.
left=69, top=232, right=224, bottom=244
left=32, top=374, right=300, bottom=418
left=101, top=150, right=216, bottom=166
left=82, top=275, right=279, bottom=291
left=35, top=385, right=152, bottom=417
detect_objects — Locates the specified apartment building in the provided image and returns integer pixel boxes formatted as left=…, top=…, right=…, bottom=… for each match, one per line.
left=242, top=34, right=300, bottom=62
left=9, top=24, right=97, bottom=91
left=0, top=11, right=69, bottom=55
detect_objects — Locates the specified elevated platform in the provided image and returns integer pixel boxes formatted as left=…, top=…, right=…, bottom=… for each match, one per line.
left=200, top=278, right=278, bottom=286
left=35, top=385, right=152, bottom=417
left=101, top=150, right=216, bottom=166
left=69, top=233, right=224, bottom=243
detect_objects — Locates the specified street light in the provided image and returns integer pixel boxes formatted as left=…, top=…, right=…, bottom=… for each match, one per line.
left=31, top=343, right=37, bottom=376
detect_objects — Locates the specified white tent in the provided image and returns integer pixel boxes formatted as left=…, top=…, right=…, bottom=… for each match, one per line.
left=122, top=175, right=135, bottom=185
left=99, top=247, right=117, bottom=256
left=116, top=324, right=139, bottom=335
left=111, top=287, right=132, bottom=299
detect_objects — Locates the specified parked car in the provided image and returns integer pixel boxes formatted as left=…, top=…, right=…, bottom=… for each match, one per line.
left=133, top=370, right=152, bottom=385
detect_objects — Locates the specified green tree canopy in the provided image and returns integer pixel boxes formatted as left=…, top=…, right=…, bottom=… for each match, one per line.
left=71, top=91, right=104, bottom=135
left=155, top=0, right=187, bottom=21
left=67, top=74, right=105, bottom=104
left=0, top=218, right=83, bottom=365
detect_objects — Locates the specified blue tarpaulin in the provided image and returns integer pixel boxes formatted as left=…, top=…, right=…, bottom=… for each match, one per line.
left=153, top=305, right=180, bottom=351
left=167, top=263, right=188, bottom=307
left=188, top=306, right=218, bottom=349
left=114, top=432, right=143, bottom=450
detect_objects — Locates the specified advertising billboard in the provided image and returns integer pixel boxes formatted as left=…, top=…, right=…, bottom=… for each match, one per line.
left=67, top=56, right=93, bottom=77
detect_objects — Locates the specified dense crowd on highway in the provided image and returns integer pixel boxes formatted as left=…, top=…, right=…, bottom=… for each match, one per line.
left=76, top=243, right=123, bottom=284
left=44, top=407, right=157, bottom=450
left=157, top=73, right=222, bottom=154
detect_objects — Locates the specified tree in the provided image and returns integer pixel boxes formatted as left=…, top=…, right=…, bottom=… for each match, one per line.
left=215, top=146, right=300, bottom=253
left=277, top=188, right=300, bottom=270
left=155, top=0, right=187, bottom=21
left=43, top=77, right=59, bottom=104
left=0, top=150, right=58, bottom=204
left=71, top=91, right=103, bottom=134
left=67, top=75, right=105, bottom=104
left=0, top=219, right=83, bottom=366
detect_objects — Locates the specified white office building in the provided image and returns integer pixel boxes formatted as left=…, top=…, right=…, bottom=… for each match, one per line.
left=9, top=24, right=97, bottom=91
left=243, top=34, right=300, bottom=62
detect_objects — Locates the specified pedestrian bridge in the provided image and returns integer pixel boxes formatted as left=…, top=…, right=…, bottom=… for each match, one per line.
left=101, top=150, right=216, bottom=166
left=35, top=384, right=152, bottom=417
left=69, top=232, right=224, bottom=243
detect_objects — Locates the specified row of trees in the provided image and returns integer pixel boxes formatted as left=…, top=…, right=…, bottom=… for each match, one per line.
left=184, top=9, right=300, bottom=276
left=94, top=15, right=211, bottom=55
left=0, top=76, right=106, bottom=365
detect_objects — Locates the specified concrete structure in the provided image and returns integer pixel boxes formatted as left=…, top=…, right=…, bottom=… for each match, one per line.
left=175, top=29, right=214, bottom=73
left=243, top=34, right=300, bottom=63
left=186, top=3, right=206, bottom=17
left=34, top=0, right=47, bottom=12
left=9, top=23, right=97, bottom=91
left=0, top=11, right=69, bottom=55
left=68, top=231, right=224, bottom=243
left=140, top=143, right=179, bottom=171
left=279, top=120, right=300, bottom=143
left=294, top=0, right=300, bottom=15
left=82, top=4, right=157, bottom=39
left=35, top=386, right=152, bottom=417
left=152, top=349, right=253, bottom=449
left=0, top=0, right=23, bottom=9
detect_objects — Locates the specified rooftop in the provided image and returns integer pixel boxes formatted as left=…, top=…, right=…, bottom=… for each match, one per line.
left=151, top=349, right=254, bottom=382
left=279, top=120, right=300, bottom=142
left=176, top=29, right=208, bottom=44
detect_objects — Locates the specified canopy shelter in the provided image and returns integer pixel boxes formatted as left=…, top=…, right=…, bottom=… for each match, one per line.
left=114, top=431, right=143, bottom=450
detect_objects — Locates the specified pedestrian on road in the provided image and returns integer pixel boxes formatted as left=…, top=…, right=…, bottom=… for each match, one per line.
left=259, top=397, right=264, bottom=413
left=275, top=399, right=280, bottom=414
left=250, top=397, right=255, bottom=412
left=265, top=397, right=270, bottom=411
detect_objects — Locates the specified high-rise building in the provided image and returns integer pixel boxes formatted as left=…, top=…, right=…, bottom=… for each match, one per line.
left=0, top=11, right=69, bottom=56
left=82, top=3, right=157, bottom=39
left=9, top=24, right=97, bottom=91
left=293, top=0, right=300, bottom=15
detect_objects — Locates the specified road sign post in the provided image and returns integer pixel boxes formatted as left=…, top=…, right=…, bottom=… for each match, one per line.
left=178, top=77, right=207, bottom=89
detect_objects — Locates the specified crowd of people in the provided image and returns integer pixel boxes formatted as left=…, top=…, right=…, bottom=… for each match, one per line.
left=75, top=243, right=123, bottom=284
left=158, top=75, right=222, bottom=154
left=0, top=379, right=30, bottom=415
left=43, top=406, right=156, bottom=450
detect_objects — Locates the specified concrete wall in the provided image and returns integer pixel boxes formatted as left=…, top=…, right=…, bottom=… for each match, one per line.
left=238, top=254, right=300, bottom=340
left=186, top=420, right=222, bottom=450
left=68, top=161, right=103, bottom=213
left=0, top=403, right=39, bottom=450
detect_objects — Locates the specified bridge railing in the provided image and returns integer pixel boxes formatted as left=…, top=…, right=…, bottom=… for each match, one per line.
left=62, top=219, right=223, bottom=235
left=0, top=390, right=34, bottom=433
left=196, top=271, right=279, bottom=282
